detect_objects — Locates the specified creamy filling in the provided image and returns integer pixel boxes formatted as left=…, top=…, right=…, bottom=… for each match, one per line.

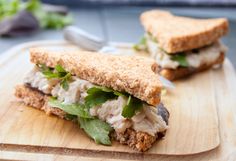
left=24, top=66, right=59, bottom=94
left=24, top=67, right=168, bottom=136
left=145, top=34, right=227, bottom=69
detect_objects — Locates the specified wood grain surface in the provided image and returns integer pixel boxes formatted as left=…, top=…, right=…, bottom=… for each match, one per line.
left=0, top=151, right=130, bottom=161
left=0, top=40, right=235, bottom=160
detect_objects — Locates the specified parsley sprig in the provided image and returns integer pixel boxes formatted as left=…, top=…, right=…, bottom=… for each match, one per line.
left=121, top=95, right=143, bottom=118
left=84, top=86, right=143, bottom=118
left=38, top=64, right=71, bottom=90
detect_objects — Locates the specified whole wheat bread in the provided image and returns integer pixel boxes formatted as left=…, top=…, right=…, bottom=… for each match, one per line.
left=141, top=10, right=229, bottom=53
left=30, top=48, right=162, bottom=106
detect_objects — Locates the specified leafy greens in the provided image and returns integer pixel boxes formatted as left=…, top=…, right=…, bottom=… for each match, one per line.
left=48, top=98, right=113, bottom=145
left=171, top=53, right=188, bottom=67
left=0, top=0, right=72, bottom=29
left=48, top=98, right=93, bottom=119
left=133, top=36, right=147, bottom=51
left=85, top=86, right=122, bottom=108
left=121, top=95, right=143, bottom=118
left=43, top=65, right=146, bottom=145
left=133, top=33, right=189, bottom=68
left=38, top=64, right=71, bottom=90
left=0, top=0, right=21, bottom=20
left=84, top=86, right=143, bottom=118
left=78, top=117, right=113, bottom=145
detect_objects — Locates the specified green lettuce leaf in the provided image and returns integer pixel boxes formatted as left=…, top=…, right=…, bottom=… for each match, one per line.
left=121, top=95, right=143, bottom=118
left=85, top=86, right=119, bottom=108
left=85, top=86, right=143, bottom=118
left=48, top=98, right=93, bottom=119
left=78, top=117, right=113, bottom=145
left=48, top=97, right=113, bottom=145
left=171, top=54, right=188, bottom=67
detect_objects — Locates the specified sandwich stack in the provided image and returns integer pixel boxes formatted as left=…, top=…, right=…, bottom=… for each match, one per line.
left=15, top=48, right=169, bottom=152
left=137, top=10, right=229, bottom=80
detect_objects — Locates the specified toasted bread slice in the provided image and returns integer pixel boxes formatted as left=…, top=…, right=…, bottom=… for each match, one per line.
left=159, top=52, right=225, bottom=80
left=15, top=85, right=168, bottom=152
left=30, top=48, right=162, bottom=106
left=141, top=10, right=229, bottom=54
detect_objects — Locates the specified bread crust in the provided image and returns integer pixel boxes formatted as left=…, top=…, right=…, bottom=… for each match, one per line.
left=159, top=52, right=225, bottom=80
left=15, top=85, right=66, bottom=118
left=30, top=48, right=161, bottom=106
left=15, top=85, right=164, bottom=152
left=141, top=10, right=229, bottom=53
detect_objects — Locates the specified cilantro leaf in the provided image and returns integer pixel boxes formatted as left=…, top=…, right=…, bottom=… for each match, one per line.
left=78, top=117, right=113, bottom=145
left=60, top=73, right=71, bottom=91
left=48, top=98, right=93, bottom=119
left=122, top=96, right=143, bottom=118
left=43, top=72, right=59, bottom=79
left=171, top=54, right=188, bottom=67
left=37, top=64, right=57, bottom=78
left=38, top=64, right=72, bottom=90
left=85, top=87, right=118, bottom=108
left=55, top=64, right=67, bottom=73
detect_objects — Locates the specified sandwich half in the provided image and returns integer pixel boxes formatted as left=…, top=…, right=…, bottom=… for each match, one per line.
left=15, top=48, right=169, bottom=152
left=135, top=10, right=229, bottom=80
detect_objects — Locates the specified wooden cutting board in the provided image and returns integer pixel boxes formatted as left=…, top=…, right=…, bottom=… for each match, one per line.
left=1, top=40, right=235, bottom=160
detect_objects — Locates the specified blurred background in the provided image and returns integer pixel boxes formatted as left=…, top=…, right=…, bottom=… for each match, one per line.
left=0, top=0, right=235, bottom=67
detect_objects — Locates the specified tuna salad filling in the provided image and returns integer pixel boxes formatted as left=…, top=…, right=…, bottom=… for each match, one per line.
left=24, top=65, right=168, bottom=145
left=134, top=33, right=227, bottom=69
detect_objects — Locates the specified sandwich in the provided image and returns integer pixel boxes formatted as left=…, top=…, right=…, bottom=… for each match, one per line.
left=134, top=10, right=229, bottom=80
left=15, top=48, right=169, bottom=152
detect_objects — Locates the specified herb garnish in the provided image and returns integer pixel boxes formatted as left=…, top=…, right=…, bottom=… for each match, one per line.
left=78, top=117, right=113, bottom=145
left=48, top=98, right=113, bottom=145
left=84, top=86, right=143, bottom=118
left=133, top=36, right=147, bottom=51
left=0, top=0, right=72, bottom=29
left=85, top=86, right=119, bottom=108
left=38, top=64, right=72, bottom=90
left=171, top=54, right=188, bottom=67
left=48, top=98, right=93, bottom=119
left=121, top=95, right=143, bottom=118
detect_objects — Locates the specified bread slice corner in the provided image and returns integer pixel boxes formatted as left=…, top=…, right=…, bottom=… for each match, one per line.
left=141, top=10, right=229, bottom=53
